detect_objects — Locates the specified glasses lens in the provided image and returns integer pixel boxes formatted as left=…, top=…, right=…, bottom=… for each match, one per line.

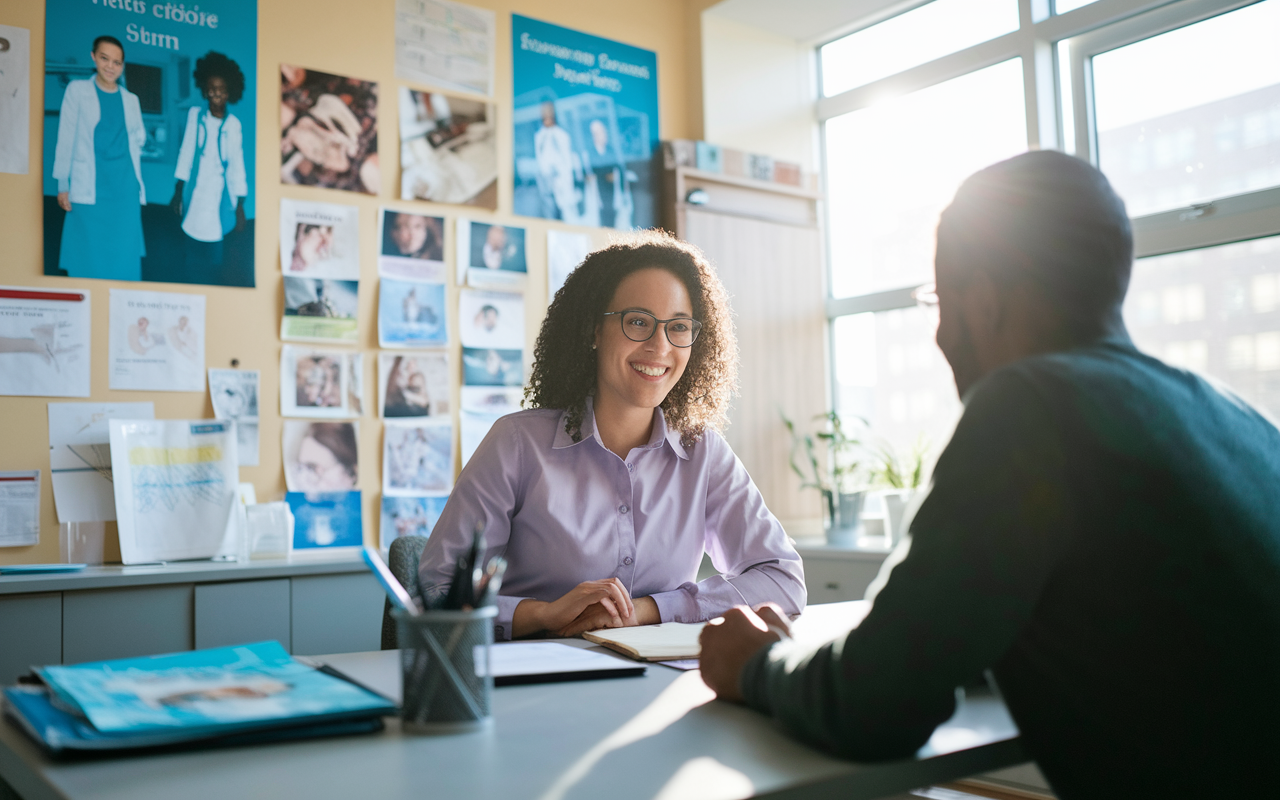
left=621, top=311, right=656, bottom=342
left=665, top=318, right=700, bottom=347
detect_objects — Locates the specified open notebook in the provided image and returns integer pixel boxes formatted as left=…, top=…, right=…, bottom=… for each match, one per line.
left=583, top=622, right=707, bottom=661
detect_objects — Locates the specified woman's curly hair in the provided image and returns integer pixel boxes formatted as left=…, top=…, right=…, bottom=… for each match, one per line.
left=194, top=51, right=245, bottom=105
left=524, top=230, right=738, bottom=447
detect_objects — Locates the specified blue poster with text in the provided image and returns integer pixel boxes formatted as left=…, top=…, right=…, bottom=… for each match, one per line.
left=511, top=14, right=658, bottom=230
left=43, top=0, right=257, bottom=287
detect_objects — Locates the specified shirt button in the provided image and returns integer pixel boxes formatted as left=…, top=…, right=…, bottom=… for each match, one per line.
left=627, top=463, right=634, bottom=472
left=623, top=557, right=633, bottom=565
left=619, top=504, right=629, bottom=514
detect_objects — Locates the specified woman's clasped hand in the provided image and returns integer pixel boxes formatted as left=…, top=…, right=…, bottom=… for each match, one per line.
left=511, top=578, right=660, bottom=638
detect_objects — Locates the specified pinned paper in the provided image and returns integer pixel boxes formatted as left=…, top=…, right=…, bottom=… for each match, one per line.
left=48, top=402, right=155, bottom=523
left=0, top=471, right=41, bottom=547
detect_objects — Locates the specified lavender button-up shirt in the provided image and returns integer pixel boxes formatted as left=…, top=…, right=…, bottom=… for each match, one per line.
left=418, top=400, right=806, bottom=640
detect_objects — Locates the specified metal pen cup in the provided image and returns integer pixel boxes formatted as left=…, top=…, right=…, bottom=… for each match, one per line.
left=393, top=605, right=497, bottom=733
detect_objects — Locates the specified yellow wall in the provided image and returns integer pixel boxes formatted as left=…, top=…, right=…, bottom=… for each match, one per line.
left=0, top=0, right=707, bottom=565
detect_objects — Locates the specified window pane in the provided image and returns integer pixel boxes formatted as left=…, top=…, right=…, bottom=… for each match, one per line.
left=833, top=309, right=960, bottom=479
left=820, top=0, right=1020, bottom=97
left=1055, top=0, right=1100, bottom=14
left=826, top=59, right=1028, bottom=298
left=1124, top=235, right=1280, bottom=418
left=1093, top=0, right=1280, bottom=217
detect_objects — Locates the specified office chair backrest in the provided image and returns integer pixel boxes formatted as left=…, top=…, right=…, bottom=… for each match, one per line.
left=380, top=535, right=429, bottom=649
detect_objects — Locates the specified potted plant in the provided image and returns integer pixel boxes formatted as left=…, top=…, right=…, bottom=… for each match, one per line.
left=867, top=437, right=929, bottom=543
left=782, top=410, right=867, bottom=544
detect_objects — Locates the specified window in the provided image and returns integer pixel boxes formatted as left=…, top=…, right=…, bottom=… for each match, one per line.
left=820, top=0, right=1020, bottom=96
left=826, top=59, right=1028, bottom=298
left=822, top=0, right=1280, bottom=473
left=1125, top=234, right=1280, bottom=416
left=1091, top=0, right=1280, bottom=217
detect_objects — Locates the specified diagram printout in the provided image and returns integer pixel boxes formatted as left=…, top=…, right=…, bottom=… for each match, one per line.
left=109, top=419, right=239, bottom=564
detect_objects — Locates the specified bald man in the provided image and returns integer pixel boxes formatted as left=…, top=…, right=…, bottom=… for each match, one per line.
left=699, top=151, right=1280, bottom=798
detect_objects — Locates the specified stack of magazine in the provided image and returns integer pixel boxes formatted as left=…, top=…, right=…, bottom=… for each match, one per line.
left=3, top=641, right=396, bottom=754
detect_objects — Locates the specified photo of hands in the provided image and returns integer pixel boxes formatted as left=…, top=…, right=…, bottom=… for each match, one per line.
left=280, top=64, right=379, bottom=195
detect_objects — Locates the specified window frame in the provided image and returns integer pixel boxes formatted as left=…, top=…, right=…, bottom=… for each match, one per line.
left=819, top=0, right=1280, bottom=410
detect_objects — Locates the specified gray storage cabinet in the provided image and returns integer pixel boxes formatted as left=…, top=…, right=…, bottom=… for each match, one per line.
left=0, top=558, right=381, bottom=684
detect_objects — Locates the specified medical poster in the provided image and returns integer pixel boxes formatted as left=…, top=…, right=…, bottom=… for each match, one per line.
left=380, top=494, right=449, bottom=550
left=281, top=278, right=359, bottom=343
left=108, top=289, right=206, bottom=392
left=283, top=420, right=359, bottom=494
left=0, top=286, right=90, bottom=398
left=280, top=345, right=363, bottom=419
left=0, top=26, right=31, bottom=175
left=279, top=199, right=360, bottom=279
left=208, top=369, right=260, bottom=466
left=109, top=419, right=239, bottom=564
left=379, top=352, right=450, bottom=418
left=42, top=0, right=258, bottom=287
left=458, top=288, right=523, bottom=349
left=547, top=229, right=592, bottom=301
left=459, top=387, right=521, bottom=465
left=511, top=15, right=658, bottom=230
left=383, top=420, right=454, bottom=495
left=456, top=219, right=527, bottom=288
left=378, top=208, right=446, bottom=281
left=281, top=65, right=379, bottom=195
left=48, top=401, right=155, bottom=523
left=378, top=278, right=447, bottom=348
left=0, top=471, right=41, bottom=548
left=287, top=491, right=362, bottom=554
left=394, top=0, right=494, bottom=97
left=399, top=88, right=497, bottom=209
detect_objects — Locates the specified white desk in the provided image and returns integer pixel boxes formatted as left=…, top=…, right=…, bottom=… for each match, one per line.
left=0, top=603, right=1026, bottom=800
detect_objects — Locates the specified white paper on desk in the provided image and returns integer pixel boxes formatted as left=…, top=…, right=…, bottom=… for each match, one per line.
left=394, top=0, right=495, bottom=98
left=109, top=419, right=239, bottom=564
left=0, top=285, right=90, bottom=398
left=108, top=289, right=206, bottom=393
left=476, top=642, right=638, bottom=678
left=0, top=471, right=40, bottom=547
left=0, top=26, right=31, bottom=175
left=209, top=369, right=261, bottom=466
left=48, top=402, right=155, bottom=523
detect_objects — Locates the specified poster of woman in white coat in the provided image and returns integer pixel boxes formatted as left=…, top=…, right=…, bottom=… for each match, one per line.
left=43, top=0, right=258, bottom=287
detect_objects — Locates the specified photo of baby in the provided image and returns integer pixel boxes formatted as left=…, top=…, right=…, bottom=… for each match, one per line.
left=379, top=352, right=449, bottom=418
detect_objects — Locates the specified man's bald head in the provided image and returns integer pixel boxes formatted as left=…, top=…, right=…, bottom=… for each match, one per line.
left=937, top=151, right=1133, bottom=341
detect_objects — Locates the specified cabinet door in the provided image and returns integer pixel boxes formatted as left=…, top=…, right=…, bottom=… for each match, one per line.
left=0, top=593, right=62, bottom=685
left=195, top=579, right=291, bottom=652
left=290, top=573, right=383, bottom=656
left=63, top=585, right=194, bottom=664
left=683, top=208, right=827, bottom=525
left=803, top=558, right=884, bottom=605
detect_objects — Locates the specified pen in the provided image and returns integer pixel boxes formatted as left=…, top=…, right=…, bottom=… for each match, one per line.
left=362, top=546, right=422, bottom=615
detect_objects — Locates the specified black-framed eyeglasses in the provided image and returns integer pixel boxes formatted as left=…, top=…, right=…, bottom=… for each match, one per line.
left=601, top=310, right=702, bottom=348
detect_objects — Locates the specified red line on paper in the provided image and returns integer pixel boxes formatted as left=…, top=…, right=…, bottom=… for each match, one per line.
left=0, top=289, right=85, bottom=302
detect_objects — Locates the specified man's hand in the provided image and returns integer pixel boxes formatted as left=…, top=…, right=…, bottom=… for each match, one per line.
left=699, top=604, right=792, bottom=703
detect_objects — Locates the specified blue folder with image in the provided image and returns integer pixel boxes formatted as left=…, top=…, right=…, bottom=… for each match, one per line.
left=5, top=641, right=395, bottom=754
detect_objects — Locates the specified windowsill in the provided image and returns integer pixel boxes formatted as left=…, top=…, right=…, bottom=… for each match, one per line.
left=792, top=535, right=895, bottom=558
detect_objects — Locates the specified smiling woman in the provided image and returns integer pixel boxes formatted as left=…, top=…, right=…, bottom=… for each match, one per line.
left=418, top=230, right=806, bottom=641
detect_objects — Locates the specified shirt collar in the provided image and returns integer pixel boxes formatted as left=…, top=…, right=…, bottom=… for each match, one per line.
left=552, top=396, right=689, bottom=460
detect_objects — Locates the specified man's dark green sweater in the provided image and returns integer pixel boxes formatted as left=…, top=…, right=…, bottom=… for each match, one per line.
left=742, top=337, right=1280, bottom=797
